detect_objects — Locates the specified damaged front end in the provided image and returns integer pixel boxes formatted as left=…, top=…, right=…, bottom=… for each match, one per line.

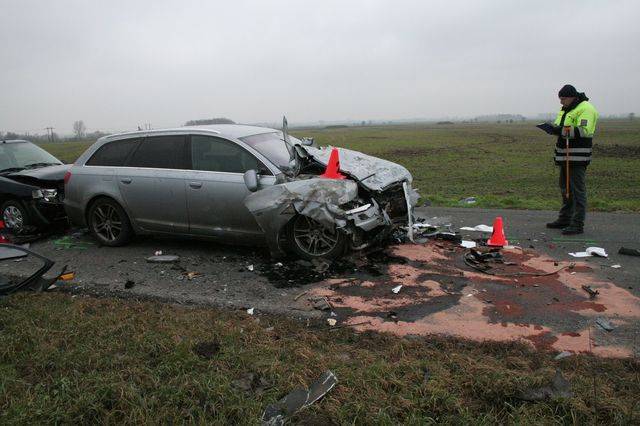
left=244, top=144, right=419, bottom=258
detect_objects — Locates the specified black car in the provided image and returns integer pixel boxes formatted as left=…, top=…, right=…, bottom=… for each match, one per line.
left=0, top=140, right=69, bottom=233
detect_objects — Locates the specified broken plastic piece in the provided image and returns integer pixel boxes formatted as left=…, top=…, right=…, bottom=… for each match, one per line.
left=595, top=317, right=614, bottom=332
left=460, top=224, right=493, bottom=233
left=581, top=285, right=599, bottom=299
left=59, top=271, right=76, bottom=281
left=618, top=247, right=640, bottom=257
left=460, top=240, right=477, bottom=249
left=326, top=318, right=337, bottom=326
left=610, top=264, right=621, bottom=269
left=247, top=308, right=255, bottom=315
left=391, top=285, right=402, bottom=294
left=261, top=370, right=338, bottom=425
left=569, top=247, right=608, bottom=258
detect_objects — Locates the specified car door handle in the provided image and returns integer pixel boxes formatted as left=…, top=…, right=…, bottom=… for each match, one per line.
left=120, top=178, right=132, bottom=184
left=189, top=181, right=203, bottom=189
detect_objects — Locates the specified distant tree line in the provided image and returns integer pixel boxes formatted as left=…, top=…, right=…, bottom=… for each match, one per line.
left=1, top=119, right=108, bottom=143
left=184, top=117, right=235, bottom=126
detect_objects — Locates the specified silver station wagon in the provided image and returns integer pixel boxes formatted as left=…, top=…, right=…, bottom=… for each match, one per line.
left=64, top=124, right=418, bottom=259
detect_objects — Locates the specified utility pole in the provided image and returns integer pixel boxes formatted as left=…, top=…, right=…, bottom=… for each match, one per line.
left=44, top=127, right=55, bottom=143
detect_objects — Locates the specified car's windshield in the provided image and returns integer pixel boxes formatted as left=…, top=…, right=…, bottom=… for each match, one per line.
left=0, top=142, right=62, bottom=172
left=240, top=132, right=302, bottom=173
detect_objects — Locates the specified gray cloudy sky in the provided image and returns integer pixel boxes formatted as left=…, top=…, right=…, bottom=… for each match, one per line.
left=1, top=0, right=639, bottom=134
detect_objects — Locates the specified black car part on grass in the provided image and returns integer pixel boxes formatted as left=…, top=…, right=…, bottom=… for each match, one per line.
left=0, top=243, right=67, bottom=295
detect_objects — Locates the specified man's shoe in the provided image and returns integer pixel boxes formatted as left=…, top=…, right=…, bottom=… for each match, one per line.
left=561, top=226, right=584, bottom=235
left=546, top=220, right=570, bottom=229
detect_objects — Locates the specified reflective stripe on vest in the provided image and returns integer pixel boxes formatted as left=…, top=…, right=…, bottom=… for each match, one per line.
left=554, top=156, right=591, bottom=162
left=555, top=148, right=593, bottom=154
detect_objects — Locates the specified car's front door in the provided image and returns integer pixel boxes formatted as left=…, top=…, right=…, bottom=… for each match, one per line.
left=117, top=135, right=189, bottom=233
left=184, top=135, right=275, bottom=238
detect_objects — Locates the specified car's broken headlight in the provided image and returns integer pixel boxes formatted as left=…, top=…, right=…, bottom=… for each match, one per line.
left=32, top=188, right=58, bottom=202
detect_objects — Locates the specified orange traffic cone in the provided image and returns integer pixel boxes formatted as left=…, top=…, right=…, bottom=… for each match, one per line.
left=0, top=220, right=7, bottom=244
left=487, top=216, right=508, bottom=247
left=319, top=148, right=346, bottom=179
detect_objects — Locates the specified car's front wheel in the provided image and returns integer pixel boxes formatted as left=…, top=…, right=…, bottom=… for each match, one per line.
left=287, top=215, right=347, bottom=260
left=87, top=198, right=133, bottom=246
left=1, top=200, right=30, bottom=234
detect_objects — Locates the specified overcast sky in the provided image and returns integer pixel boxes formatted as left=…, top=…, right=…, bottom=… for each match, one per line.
left=1, top=0, right=639, bottom=134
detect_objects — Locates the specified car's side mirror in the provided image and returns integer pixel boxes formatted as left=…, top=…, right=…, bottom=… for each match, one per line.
left=243, top=169, right=259, bottom=192
left=301, top=137, right=314, bottom=146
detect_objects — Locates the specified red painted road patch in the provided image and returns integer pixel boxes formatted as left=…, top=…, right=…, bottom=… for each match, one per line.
left=308, top=242, right=640, bottom=357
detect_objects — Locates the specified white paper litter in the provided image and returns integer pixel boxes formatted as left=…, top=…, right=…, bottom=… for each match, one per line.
left=247, top=264, right=255, bottom=271
left=460, top=240, right=477, bottom=248
left=569, top=247, right=608, bottom=258
left=327, top=318, right=337, bottom=326
left=392, top=285, right=403, bottom=294
left=246, top=308, right=254, bottom=315
left=611, top=264, right=622, bottom=269
left=460, top=224, right=493, bottom=233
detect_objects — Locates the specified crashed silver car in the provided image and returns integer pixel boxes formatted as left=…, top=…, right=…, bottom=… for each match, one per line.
left=64, top=123, right=418, bottom=259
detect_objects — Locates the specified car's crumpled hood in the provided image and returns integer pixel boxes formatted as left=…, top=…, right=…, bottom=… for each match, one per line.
left=6, top=164, right=70, bottom=183
left=301, top=146, right=412, bottom=191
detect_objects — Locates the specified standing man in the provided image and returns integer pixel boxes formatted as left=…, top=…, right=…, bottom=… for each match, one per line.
left=545, top=84, right=598, bottom=235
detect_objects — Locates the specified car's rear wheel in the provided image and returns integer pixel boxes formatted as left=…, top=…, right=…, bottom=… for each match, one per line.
left=1, top=200, right=30, bottom=234
left=87, top=198, right=133, bottom=246
left=287, top=215, right=347, bottom=260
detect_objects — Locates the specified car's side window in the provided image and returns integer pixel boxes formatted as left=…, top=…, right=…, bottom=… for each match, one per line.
left=190, top=135, right=271, bottom=174
left=86, top=138, right=140, bottom=166
left=127, top=136, right=187, bottom=169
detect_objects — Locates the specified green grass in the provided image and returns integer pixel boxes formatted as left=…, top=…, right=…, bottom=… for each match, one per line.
left=1, top=293, right=638, bottom=424
left=37, top=120, right=640, bottom=211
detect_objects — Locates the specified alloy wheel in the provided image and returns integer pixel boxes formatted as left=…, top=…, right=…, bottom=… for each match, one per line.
left=3, top=205, right=24, bottom=232
left=91, top=204, right=123, bottom=242
left=292, top=215, right=339, bottom=257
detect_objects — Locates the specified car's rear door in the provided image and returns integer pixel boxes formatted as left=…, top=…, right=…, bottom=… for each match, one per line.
left=117, top=135, right=189, bottom=233
left=184, top=135, right=275, bottom=238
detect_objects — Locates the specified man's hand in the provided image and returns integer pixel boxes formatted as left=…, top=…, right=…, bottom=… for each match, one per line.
left=562, top=126, right=572, bottom=138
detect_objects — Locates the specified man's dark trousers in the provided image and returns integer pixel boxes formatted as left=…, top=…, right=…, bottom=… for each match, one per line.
left=558, top=164, right=587, bottom=228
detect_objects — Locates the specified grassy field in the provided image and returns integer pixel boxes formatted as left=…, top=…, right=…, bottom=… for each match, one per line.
left=1, top=293, right=638, bottom=424
left=39, top=120, right=640, bottom=212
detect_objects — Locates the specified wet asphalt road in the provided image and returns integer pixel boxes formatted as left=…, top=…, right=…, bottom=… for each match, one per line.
left=423, top=207, right=640, bottom=298
left=4, top=207, right=639, bottom=351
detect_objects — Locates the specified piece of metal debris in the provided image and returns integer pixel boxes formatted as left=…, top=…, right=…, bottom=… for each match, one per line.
left=519, top=369, right=573, bottom=401
left=261, top=370, right=338, bottom=426
left=391, top=285, right=402, bottom=294
left=595, top=317, right=614, bottom=332
left=146, top=255, right=180, bottom=263
left=554, top=351, right=573, bottom=360
left=581, top=285, right=599, bottom=299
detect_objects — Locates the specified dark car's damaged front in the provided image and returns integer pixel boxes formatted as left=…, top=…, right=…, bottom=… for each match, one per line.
left=241, top=130, right=418, bottom=258
left=0, top=140, right=69, bottom=233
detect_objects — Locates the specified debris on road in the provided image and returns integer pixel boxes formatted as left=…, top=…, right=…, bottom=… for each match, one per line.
left=519, top=370, right=573, bottom=401
left=327, top=318, right=337, bottom=326
left=569, top=247, right=608, bottom=258
left=610, top=264, right=621, bottom=269
left=459, top=197, right=477, bottom=204
left=247, top=264, right=255, bottom=272
left=53, top=235, right=94, bottom=250
left=154, top=250, right=163, bottom=256
left=261, top=370, right=338, bottom=425
left=618, top=247, right=640, bottom=257
left=146, top=255, right=180, bottom=263
left=247, top=307, right=255, bottom=315
left=581, top=285, right=599, bottom=299
left=391, top=285, right=402, bottom=294
left=595, top=317, right=614, bottom=332
left=460, top=224, right=493, bottom=233
left=460, top=240, right=477, bottom=249
left=124, top=280, right=135, bottom=289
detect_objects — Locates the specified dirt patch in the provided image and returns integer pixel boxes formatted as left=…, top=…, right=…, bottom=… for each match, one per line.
left=593, top=144, right=640, bottom=158
left=193, top=340, right=221, bottom=359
